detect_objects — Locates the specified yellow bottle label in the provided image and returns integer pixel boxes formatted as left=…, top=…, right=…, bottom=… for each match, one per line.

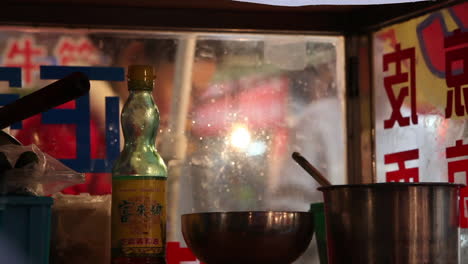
left=111, top=176, right=166, bottom=258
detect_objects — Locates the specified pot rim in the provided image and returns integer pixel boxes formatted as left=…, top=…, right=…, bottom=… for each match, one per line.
left=181, top=211, right=312, bottom=217
left=318, top=182, right=465, bottom=191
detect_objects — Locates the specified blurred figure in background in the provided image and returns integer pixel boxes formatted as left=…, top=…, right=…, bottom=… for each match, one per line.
left=267, top=63, right=346, bottom=264
left=270, top=63, right=345, bottom=209
left=13, top=36, right=219, bottom=195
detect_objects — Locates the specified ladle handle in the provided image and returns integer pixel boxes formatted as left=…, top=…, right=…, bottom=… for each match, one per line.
left=292, top=152, right=332, bottom=187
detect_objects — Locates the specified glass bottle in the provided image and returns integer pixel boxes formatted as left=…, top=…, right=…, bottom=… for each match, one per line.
left=111, top=65, right=168, bottom=264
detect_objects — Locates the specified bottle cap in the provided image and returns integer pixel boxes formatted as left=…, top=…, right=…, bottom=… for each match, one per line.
left=128, top=65, right=154, bottom=81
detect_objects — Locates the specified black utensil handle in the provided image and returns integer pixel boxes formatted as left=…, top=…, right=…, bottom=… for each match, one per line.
left=0, top=72, right=90, bottom=129
left=292, top=152, right=332, bottom=187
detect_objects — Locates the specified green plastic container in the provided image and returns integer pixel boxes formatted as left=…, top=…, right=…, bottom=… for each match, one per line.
left=0, top=196, right=53, bottom=264
left=310, top=202, right=327, bottom=264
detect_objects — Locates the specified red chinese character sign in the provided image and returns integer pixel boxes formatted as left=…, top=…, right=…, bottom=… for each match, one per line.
left=3, top=36, right=46, bottom=86
left=444, top=29, right=468, bottom=119
left=384, top=149, right=419, bottom=182
left=374, top=2, right=468, bottom=228
left=383, top=44, right=417, bottom=129
left=54, top=36, right=100, bottom=66
left=446, top=140, right=468, bottom=227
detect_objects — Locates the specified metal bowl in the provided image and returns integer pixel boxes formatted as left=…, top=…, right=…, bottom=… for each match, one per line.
left=181, top=211, right=314, bottom=264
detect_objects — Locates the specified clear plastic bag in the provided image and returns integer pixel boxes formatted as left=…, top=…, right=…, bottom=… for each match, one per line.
left=50, top=193, right=111, bottom=264
left=0, top=144, right=85, bottom=196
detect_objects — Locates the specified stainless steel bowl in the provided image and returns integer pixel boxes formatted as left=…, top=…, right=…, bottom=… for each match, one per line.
left=181, top=211, right=314, bottom=264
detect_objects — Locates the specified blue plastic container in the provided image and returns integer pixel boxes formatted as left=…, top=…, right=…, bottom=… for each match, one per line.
left=0, top=196, right=53, bottom=264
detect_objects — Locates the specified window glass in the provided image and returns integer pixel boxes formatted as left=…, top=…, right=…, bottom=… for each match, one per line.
left=0, top=27, right=345, bottom=264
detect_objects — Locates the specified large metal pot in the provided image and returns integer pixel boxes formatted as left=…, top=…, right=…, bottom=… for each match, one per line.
left=319, top=183, right=462, bottom=264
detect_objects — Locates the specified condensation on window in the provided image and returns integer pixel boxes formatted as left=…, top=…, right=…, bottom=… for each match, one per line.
left=0, top=27, right=345, bottom=264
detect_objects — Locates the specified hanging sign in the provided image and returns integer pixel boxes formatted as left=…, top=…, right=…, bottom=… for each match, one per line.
left=373, top=2, right=468, bottom=227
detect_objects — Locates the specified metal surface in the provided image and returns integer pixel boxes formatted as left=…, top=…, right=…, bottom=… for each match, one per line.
left=319, top=183, right=461, bottom=264
left=462, top=228, right=468, bottom=263
left=181, top=211, right=314, bottom=264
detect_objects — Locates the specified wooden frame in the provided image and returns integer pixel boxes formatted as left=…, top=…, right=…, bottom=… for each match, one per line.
left=1, top=0, right=461, bottom=184
left=1, top=0, right=459, bottom=34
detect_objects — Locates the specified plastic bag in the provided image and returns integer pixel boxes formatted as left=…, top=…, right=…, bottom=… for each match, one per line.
left=0, top=144, right=85, bottom=196
left=50, top=193, right=111, bottom=264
